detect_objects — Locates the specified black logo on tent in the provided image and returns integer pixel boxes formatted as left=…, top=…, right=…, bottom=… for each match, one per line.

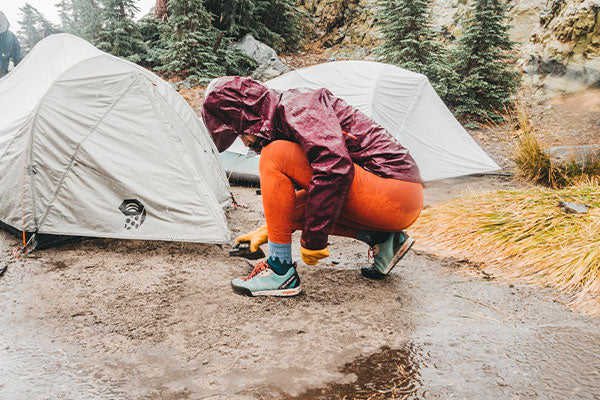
left=119, top=199, right=146, bottom=230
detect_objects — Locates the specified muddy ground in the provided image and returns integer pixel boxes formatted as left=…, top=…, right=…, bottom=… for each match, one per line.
left=1, top=91, right=600, bottom=399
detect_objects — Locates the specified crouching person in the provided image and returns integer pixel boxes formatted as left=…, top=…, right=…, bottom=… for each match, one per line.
left=202, top=76, right=423, bottom=297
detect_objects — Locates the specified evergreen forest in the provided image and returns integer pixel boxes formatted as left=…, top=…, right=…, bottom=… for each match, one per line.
left=16, top=0, right=519, bottom=121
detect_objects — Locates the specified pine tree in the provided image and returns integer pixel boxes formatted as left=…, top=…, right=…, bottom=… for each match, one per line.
left=18, top=4, right=57, bottom=53
left=95, top=0, right=148, bottom=63
left=205, top=0, right=303, bottom=51
left=56, top=0, right=74, bottom=32
left=139, top=14, right=165, bottom=66
left=70, top=0, right=102, bottom=41
left=450, top=0, right=520, bottom=121
left=158, top=0, right=227, bottom=82
left=375, top=0, right=453, bottom=99
left=250, top=0, right=303, bottom=51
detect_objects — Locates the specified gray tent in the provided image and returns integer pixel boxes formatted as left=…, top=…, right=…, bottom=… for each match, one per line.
left=0, top=34, right=231, bottom=248
left=219, top=61, right=500, bottom=183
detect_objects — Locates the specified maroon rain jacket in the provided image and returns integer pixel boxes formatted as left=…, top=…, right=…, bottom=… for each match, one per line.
left=202, top=76, right=421, bottom=250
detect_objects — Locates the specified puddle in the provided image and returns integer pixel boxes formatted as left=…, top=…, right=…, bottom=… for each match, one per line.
left=516, top=326, right=600, bottom=398
left=0, top=258, right=126, bottom=400
left=0, top=326, right=127, bottom=400
left=281, top=324, right=600, bottom=400
left=286, top=344, right=422, bottom=400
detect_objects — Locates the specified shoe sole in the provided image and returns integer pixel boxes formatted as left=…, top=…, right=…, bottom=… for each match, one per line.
left=361, top=237, right=415, bottom=280
left=231, top=283, right=302, bottom=297
left=383, top=236, right=415, bottom=275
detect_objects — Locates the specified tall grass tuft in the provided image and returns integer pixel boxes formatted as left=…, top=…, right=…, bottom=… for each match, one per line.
left=511, top=101, right=600, bottom=188
left=410, top=183, right=600, bottom=315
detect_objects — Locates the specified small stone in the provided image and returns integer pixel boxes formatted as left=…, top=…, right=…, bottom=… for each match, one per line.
left=558, top=201, right=589, bottom=214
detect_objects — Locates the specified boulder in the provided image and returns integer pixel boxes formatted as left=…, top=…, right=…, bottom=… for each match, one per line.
left=298, top=0, right=380, bottom=49
left=175, top=79, right=193, bottom=90
left=522, top=0, right=600, bottom=90
left=546, top=144, right=600, bottom=167
left=251, top=64, right=287, bottom=81
left=230, top=34, right=289, bottom=80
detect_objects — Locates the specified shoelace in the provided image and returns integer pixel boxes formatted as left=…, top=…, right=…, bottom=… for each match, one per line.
left=367, top=244, right=381, bottom=264
left=243, top=260, right=270, bottom=281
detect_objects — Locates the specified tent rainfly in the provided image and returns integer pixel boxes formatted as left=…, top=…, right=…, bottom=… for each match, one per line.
left=220, top=60, right=500, bottom=182
left=0, top=34, right=231, bottom=249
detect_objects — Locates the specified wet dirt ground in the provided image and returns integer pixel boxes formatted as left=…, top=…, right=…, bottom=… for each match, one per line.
left=2, top=177, right=600, bottom=399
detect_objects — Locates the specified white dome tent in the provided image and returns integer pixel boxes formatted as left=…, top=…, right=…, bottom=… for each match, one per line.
left=0, top=34, right=231, bottom=249
left=220, top=60, right=500, bottom=182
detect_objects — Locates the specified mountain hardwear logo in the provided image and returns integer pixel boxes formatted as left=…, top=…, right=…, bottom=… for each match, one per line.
left=119, top=199, right=146, bottom=230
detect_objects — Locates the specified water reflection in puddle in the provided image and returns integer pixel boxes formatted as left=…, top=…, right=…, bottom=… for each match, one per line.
left=284, top=324, right=600, bottom=400
left=287, top=344, right=422, bottom=399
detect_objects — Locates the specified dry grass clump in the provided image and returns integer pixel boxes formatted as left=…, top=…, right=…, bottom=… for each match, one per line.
left=511, top=101, right=600, bottom=188
left=410, top=182, right=600, bottom=315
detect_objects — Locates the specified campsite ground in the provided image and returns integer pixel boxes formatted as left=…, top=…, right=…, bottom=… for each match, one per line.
left=1, top=89, right=600, bottom=399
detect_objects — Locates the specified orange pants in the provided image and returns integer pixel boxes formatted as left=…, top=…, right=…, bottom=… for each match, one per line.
left=260, top=141, right=423, bottom=244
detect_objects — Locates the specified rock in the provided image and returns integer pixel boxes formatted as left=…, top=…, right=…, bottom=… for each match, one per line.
left=297, top=0, right=381, bottom=49
left=230, top=34, right=289, bottom=79
left=176, top=80, right=192, bottom=90
left=546, top=144, right=600, bottom=168
left=558, top=201, right=589, bottom=214
left=251, top=64, right=286, bottom=81
left=327, top=46, right=369, bottom=61
left=522, top=0, right=600, bottom=90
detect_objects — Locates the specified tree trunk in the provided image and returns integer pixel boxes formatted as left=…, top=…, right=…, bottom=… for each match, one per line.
left=155, top=0, right=168, bottom=21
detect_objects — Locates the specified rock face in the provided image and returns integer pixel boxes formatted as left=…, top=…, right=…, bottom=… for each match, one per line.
left=298, top=0, right=600, bottom=92
left=298, top=0, right=380, bottom=50
left=297, top=0, right=546, bottom=50
left=523, top=0, right=600, bottom=90
left=230, top=34, right=290, bottom=80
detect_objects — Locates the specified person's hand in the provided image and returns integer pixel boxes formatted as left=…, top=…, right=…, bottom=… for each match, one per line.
left=235, top=224, right=268, bottom=253
left=300, top=246, right=330, bottom=265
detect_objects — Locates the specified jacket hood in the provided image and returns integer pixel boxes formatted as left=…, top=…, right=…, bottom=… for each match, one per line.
left=201, top=76, right=279, bottom=153
left=0, top=12, right=9, bottom=33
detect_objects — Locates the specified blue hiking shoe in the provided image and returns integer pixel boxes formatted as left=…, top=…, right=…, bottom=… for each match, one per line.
left=361, top=232, right=415, bottom=280
left=231, top=260, right=301, bottom=297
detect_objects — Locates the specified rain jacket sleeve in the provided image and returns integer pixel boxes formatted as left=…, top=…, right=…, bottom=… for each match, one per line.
left=11, top=32, right=22, bottom=65
left=277, top=89, right=355, bottom=250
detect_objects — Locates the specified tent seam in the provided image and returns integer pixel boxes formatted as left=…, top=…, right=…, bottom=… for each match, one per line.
left=369, top=63, right=386, bottom=118
left=27, top=96, right=45, bottom=230
left=1, top=54, right=126, bottom=164
left=145, top=79, right=231, bottom=193
left=0, top=116, right=30, bottom=162
left=140, top=74, right=230, bottom=242
left=35, top=76, right=137, bottom=230
left=398, top=74, right=428, bottom=133
left=16, top=54, right=123, bottom=231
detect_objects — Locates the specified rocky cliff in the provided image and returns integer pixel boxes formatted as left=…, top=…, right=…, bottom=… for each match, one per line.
left=298, top=0, right=600, bottom=93
left=522, top=0, right=600, bottom=92
left=297, top=0, right=545, bottom=51
left=298, top=0, right=380, bottom=50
